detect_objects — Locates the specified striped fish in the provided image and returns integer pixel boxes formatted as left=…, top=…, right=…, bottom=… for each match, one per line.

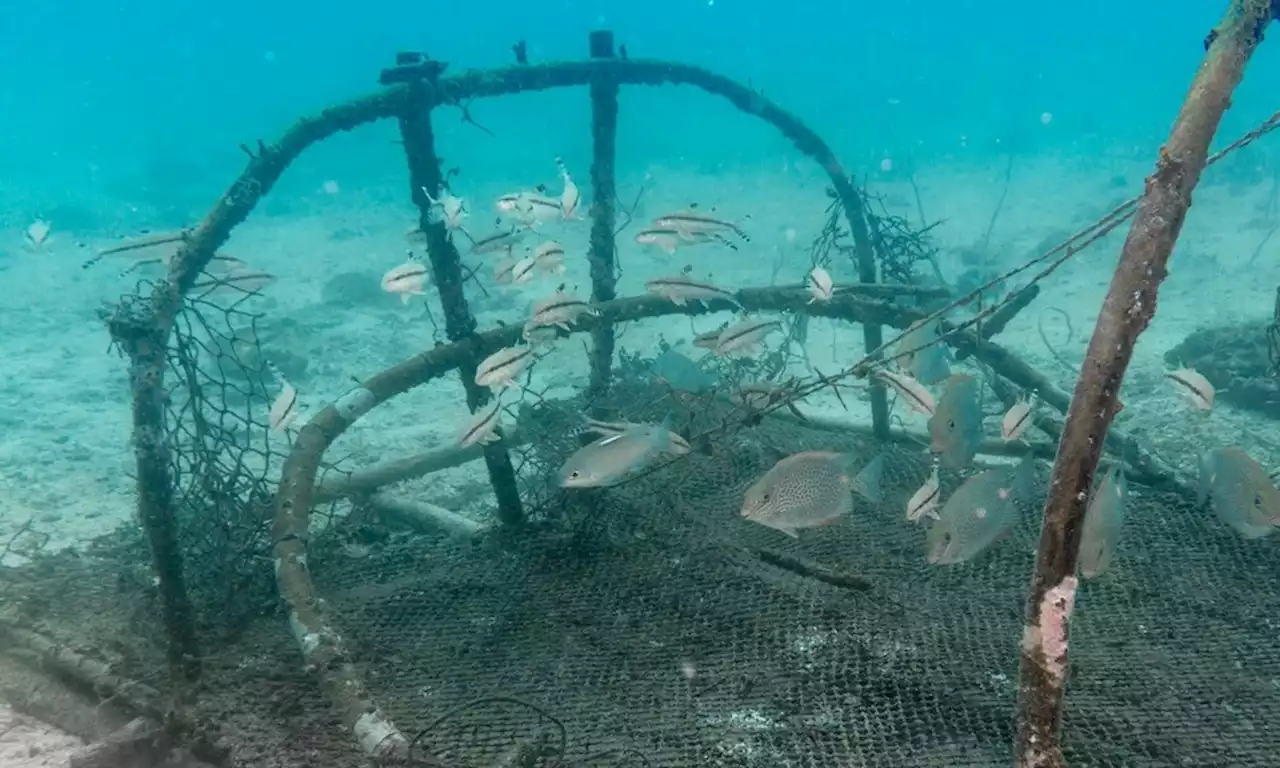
left=713, top=317, right=782, bottom=357
left=529, top=291, right=600, bottom=331
left=873, top=369, right=937, bottom=417
left=644, top=276, right=741, bottom=308
left=651, top=207, right=751, bottom=243
left=906, top=465, right=941, bottom=522
left=1165, top=367, right=1214, bottom=411
left=469, top=227, right=526, bottom=256
left=582, top=416, right=691, bottom=455
left=459, top=397, right=504, bottom=447
left=475, top=345, right=534, bottom=391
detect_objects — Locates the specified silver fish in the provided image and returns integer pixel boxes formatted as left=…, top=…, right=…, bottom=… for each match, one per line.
left=926, top=456, right=1036, bottom=565
left=713, top=317, right=782, bottom=357
left=634, top=227, right=723, bottom=254
left=644, top=276, right=741, bottom=308
left=470, top=228, right=526, bottom=255
left=874, top=369, right=936, bottom=417
left=740, top=451, right=884, bottom=538
left=582, top=417, right=690, bottom=455
left=1198, top=446, right=1280, bottom=539
left=1079, top=465, right=1127, bottom=578
left=928, top=374, right=984, bottom=469
left=1001, top=394, right=1035, bottom=441
left=898, top=318, right=951, bottom=385
left=651, top=208, right=751, bottom=243
left=475, top=345, right=533, bottom=391
left=529, top=291, right=600, bottom=331
left=459, top=397, right=504, bottom=447
left=692, top=329, right=722, bottom=350
left=560, top=419, right=674, bottom=488
left=1165, top=367, right=1214, bottom=411
left=906, top=464, right=941, bottom=522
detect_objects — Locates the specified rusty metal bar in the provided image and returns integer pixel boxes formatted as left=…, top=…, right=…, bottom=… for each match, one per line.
left=397, top=82, right=525, bottom=526
left=1013, top=3, right=1273, bottom=766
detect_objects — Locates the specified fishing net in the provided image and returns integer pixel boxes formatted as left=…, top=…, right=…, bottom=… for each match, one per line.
left=3, top=364, right=1278, bottom=767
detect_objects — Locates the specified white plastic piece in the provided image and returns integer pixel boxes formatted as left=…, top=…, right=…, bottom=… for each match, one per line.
left=354, top=710, right=401, bottom=755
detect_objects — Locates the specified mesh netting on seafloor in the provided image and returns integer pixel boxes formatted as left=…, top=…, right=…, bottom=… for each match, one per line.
left=302, top=378, right=1280, bottom=767
left=3, top=372, right=1279, bottom=767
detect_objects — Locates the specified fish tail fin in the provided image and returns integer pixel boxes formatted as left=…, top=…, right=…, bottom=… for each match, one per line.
left=848, top=453, right=885, bottom=505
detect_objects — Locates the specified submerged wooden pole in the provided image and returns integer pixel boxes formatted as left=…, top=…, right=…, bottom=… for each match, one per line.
left=837, top=183, right=892, bottom=440
left=585, top=30, right=621, bottom=401
left=397, top=83, right=524, bottom=526
left=104, top=317, right=202, bottom=685
left=1013, top=3, right=1273, bottom=766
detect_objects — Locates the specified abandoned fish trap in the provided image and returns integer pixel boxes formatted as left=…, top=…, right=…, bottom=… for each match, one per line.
left=3, top=15, right=1280, bottom=768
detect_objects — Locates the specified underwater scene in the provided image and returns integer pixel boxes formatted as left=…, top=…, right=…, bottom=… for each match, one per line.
left=3, top=1, right=1280, bottom=766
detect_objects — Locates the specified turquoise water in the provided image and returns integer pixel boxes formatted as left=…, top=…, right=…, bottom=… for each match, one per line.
left=6, top=2, right=1280, bottom=213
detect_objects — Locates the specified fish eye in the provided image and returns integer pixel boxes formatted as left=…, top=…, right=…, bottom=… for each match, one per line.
left=570, top=471, right=581, bottom=479
left=947, top=419, right=956, bottom=430
left=1255, top=492, right=1265, bottom=508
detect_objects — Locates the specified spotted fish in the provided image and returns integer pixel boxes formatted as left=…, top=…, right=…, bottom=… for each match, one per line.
left=740, top=451, right=884, bottom=538
left=1197, top=446, right=1280, bottom=539
left=926, top=455, right=1036, bottom=565
left=928, top=374, right=984, bottom=469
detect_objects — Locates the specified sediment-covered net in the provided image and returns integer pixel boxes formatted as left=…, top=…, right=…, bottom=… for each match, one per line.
left=2, top=369, right=1278, bottom=765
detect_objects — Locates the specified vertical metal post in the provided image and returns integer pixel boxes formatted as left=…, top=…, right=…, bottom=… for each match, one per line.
left=1014, top=3, right=1271, bottom=766
left=108, top=318, right=201, bottom=684
left=832, top=180, right=891, bottom=440
left=585, top=30, right=620, bottom=401
left=397, top=84, right=524, bottom=526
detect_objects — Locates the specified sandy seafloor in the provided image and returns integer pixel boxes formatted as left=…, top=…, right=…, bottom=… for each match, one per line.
left=1, top=151, right=1279, bottom=761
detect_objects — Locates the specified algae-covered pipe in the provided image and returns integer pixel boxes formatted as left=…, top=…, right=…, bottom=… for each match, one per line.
left=1013, top=3, right=1274, bottom=766
left=397, top=84, right=524, bottom=526
left=585, top=30, right=621, bottom=401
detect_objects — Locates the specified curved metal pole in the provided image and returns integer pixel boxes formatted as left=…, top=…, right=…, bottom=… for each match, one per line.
left=1014, top=3, right=1273, bottom=766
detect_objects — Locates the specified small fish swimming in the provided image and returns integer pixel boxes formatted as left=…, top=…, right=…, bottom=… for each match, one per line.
left=740, top=451, right=884, bottom=538
left=268, top=376, right=301, bottom=433
left=533, top=241, right=567, bottom=274
left=459, top=397, right=504, bottom=447
left=493, top=257, right=519, bottom=284
left=691, top=328, right=722, bottom=350
left=581, top=416, right=691, bottom=455
left=634, top=227, right=725, bottom=254
left=1197, top=446, right=1280, bottom=539
left=898, top=318, right=951, bottom=385
left=926, top=456, right=1037, bottom=565
left=649, top=349, right=718, bottom=393
left=651, top=207, right=751, bottom=243
left=381, top=257, right=431, bottom=304
left=192, top=267, right=277, bottom=297
left=644, top=276, right=741, bottom=308
left=423, top=186, right=468, bottom=230
left=928, top=373, right=985, bottom=469
left=529, top=290, right=600, bottom=331
left=1078, top=464, right=1127, bottom=579
left=730, top=381, right=787, bottom=411
left=556, top=158, right=581, bottom=219
left=873, top=369, right=936, bottom=417
left=510, top=255, right=540, bottom=285
left=1165, top=367, right=1214, bottom=411
left=1001, top=394, right=1035, bottom=442
left=906, top=464, right=942, bottom=522
left=560, top=418, right=675, bottom=488
left=23, top=219, right=52, bottom=251
left=807, top=267, right=833, bottom=303
left=497, top=192, right=563, bottom=227
left=713, top=317, right=782, bottom=357
left=474, top=345, right=534, bottom=391
left=470, top=227, right=526, bottom=256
